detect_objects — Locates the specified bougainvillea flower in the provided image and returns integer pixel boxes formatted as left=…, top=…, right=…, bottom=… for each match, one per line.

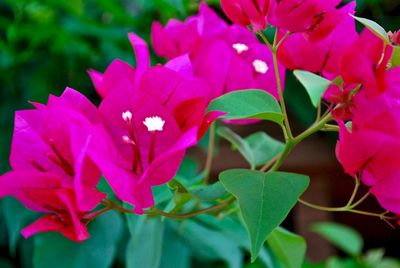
left=88, top=80, right=199, bottom=213
left=339, top=29, right=394, bottom=95
left=277, top=1, right=357, bottom=76
left=0, top=88, right=105, bottom=240
left=336, top=71, right=400, bottom=213
left=0, top=171, right=98, bottom=241
left=88, top=33, right=221, bottom=213
left=269, top=0, right=344, bottom=42
left=191, top=25, right=285, bottom=101
left=323, top=83, right=358, bottom=121
left=90, top=33, right=218, bottom=137
left=151, top=3, right=227, bottom=59
left=9, top=88, right=105, bottom=211
left=221, top=0, right=270, bottom=31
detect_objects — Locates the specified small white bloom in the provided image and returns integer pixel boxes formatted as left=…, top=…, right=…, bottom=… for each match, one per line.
left=122, top=111, right=133, bottom=122
left=252, top=59, right=269, bottom=74
left=232, top=43, right=249, bottom=54
left=143, top=116, right=165, bottom=132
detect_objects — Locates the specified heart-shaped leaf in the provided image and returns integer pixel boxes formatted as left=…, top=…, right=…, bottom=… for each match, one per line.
left=219, top=169, right=309, bottom=261
left=207, top=90, right=283, bottom=125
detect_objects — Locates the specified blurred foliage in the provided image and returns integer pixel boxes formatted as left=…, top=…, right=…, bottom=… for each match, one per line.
left=0, top=0, right=399, bottom=267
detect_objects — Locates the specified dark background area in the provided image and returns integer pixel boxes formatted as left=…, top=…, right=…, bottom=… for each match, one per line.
left=1, top=0, right=400, bottom=266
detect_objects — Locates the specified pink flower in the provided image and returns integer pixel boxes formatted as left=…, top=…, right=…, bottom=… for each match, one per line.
left=88, top=34, right=220, bottom=213
left=277, top=1, right=357, bottom=76
left=339, top=29, right=394, bottom=95
left=191, top=25, right=285, bottom=101
left=336, top=68, right=400, bottom=213
left=269, top=0, right=345, bottom=42
left=0, top=88, right=105, bottom=240
left=0, top=171, right=97, bottom=241
left=323, top=83, right=357, bottom=120
left=89, top=82, right=199, bottom=214
left=151, top=3, right=227, bottom=59
left=221, top=0, right=270, bottom=31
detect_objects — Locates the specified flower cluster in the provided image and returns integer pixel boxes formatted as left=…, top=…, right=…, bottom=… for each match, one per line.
left=0, top=3, right=284, bottom=240
left=1, top=0, right=400, bottom=242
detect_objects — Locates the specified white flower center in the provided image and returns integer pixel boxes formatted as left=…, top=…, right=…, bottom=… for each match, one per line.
left=252, top=59, right=269, bottom=74
left=122, top=111, right=133, bottom=122
left=143, top=116, right=165, bottom=132
left=232, top=43, right=249, bottom=54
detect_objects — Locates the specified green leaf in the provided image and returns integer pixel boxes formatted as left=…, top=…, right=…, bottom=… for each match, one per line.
left=267, top=227, right=306, bottom=268
left=392, top=46, right=400, bottom=67
left=207, top=90, right=283, bottom=124
left=33, top=211, right=123, bottom=268
left=244, top=132, right=284, bottom=167
left=160, top=226, right=191, bottom=268
left=218, top=127, right=284, bottom=168
left=2, top=197, right=37, bottom=256
left=126, top=216, right=164, bottom=268
left=364, top=248, right=385, bottom=267
left=0, top=258, right=14, bottom=268
left=293, top=70, right=331, bottom=107
left=351, top=15, right=389, bottom=43
left=218, top=126, right=255, bottom=167
left=190, top=182, right=228, bottom=201
left=376, top=259, right=400, bottom=268
left=311, top=222, right=363, bottom=256
left=219, top=169, right=310, bottom=261
left=169, top=220, right=243, bottom=268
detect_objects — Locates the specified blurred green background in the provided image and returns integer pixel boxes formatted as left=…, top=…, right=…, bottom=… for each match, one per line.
left=0, top=0, right=399, bottom=267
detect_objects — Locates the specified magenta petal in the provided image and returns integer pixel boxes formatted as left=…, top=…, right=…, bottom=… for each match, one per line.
left=221, top=0, right=251, bottom=26
left=140, top=127, right=198, bottom=186
left=128, top=33, right=150, bottom=85
left=336, top=124, right=389, bottom=176
left=151, top=21, right=179, bottom=59
left=89, top=59, right=135, bottom=99
left=165, top=54, right=194, bottom=76
left=22, top=215, right=66, bottom=238
left=22, top=214, right=90, bottom=242
left=69, top=124, right=105, bottom=211
left=371, top=173, right=400, bottom=214
left=0, top=171, right=62, bottom=212
left=192, top=40, right=232, bottom=100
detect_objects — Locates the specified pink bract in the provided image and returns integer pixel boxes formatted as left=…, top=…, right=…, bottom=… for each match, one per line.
left=221, top=0, right=270, bottom=31
left=0, top=88, right=106, bottom=240
left=151, top=3, right=227, bottom=59
left=336, top=68, right=400, bottom=213
left=277, top=1, right=357, bottom=76
left=269, top=0, right=344, bottom=41
left=88, top=33, right=220, bottom=213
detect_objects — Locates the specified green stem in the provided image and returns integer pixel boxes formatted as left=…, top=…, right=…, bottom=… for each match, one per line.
left=298, top=199, right=347, bottom=212
left=349, top=191, right=371, bottom=209
left=102, top=197, right=236, bottom=220
left=203, top=123, right=216, bottom=184
left=272, top=45, right=293, bottom=140
left=270, top=113, right=332, bottom=171
left=148, top=197, right=235, bottom=220
left=345, top=177, right=360, bottom=207
left=298, top=199, right=397, bottom=220
left=260, top=153, right=281, bottom=172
